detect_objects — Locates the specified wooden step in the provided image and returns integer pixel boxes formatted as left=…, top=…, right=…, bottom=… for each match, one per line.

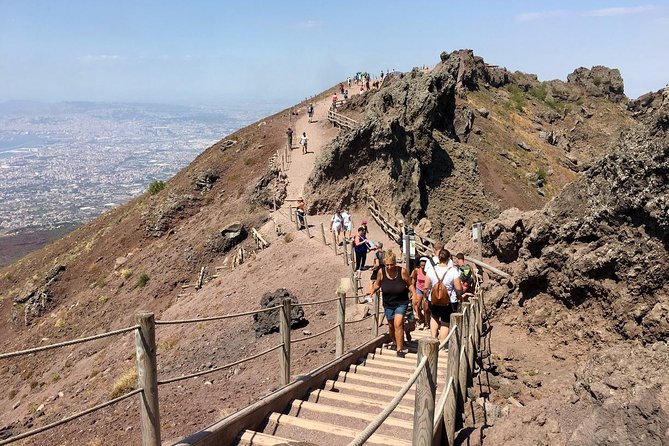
left=289, top=400, right=412, bottom=430
left=267, top=413, right=411, bottom=446
left=365, top=351, right=448, bottom=367
left=347, top=363, right=410, bottom=379
left=238, top=430, right=301, bottom=445
left=324, top=379, right=415, bottom=401
left=336, top=370, right=409, bottom=388
left=374, top=347, right=448, bottom=360
left=308, top=389, right=414, bottom=415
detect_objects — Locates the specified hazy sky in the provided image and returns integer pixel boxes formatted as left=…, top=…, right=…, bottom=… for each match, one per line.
left=1, top=1, right=668, bottom=106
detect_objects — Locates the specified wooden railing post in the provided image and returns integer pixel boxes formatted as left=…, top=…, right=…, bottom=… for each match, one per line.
left=135, top=312, right=161, bottom=446
left=461, top=303, right=473, bottom=387
left=279, top=298, right=292, bottom=386
left=303, top=213, right=311, bottom=238
left=336, top=290, right=346, bottom=356
left=289, top=206, right=294, bottom=222
left=320, top=222, right=327, bottom=245
left=332, top=230, right=338, bottom=255
left=403, top=233, right=411, bottom=271
left=372, top=291, right=380, bottom=338
left=342, top=237, right=350, bottom=266
left=446, top=313, right=463, bottom=440
left=413, top=337, right=439, bottom=446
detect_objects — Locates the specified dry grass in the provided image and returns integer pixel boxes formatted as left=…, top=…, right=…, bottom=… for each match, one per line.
left=109, top=368, right=137, bottom=399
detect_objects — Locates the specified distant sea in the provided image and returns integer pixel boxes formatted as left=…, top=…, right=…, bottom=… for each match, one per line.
left=0, top=100, right=278, bottom=266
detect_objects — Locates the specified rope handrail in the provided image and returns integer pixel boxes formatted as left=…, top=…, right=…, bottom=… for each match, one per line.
left=348, top=355, right=429, bottom=446
left=293, top=296, right=340, bottom=307
left=158, top=343, right=282, bottom=385
left=290, top=325, right=337, bottom=344
left=344, top=316, right=372, bottom=325
left=439, top=324, right=457, bottom=350
left=0, top=388, right=142, bottom=445
left=434, top=375, right=454, bottom=428
left=0, top=325, right=140, bottom=360
left=155, top=305, right=282, bottom=325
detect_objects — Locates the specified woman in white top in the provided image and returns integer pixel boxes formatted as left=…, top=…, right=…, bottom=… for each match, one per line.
left=331, top=210, right=343, bottom=245
left=423, top=248, right=462, bottom=339
left=341, top=210, right=353, bottom=239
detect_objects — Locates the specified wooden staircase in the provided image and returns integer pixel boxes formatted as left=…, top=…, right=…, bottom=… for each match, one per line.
left=235, top=330, right=447, bottom=446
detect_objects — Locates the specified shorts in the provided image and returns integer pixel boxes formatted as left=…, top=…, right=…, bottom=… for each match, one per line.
left=384, top=303, right=408, bottom=321
left=344, top=223, right=353, bottom=231
left=428, top=301, right=458, bottom=323
left=370, top=267, right=380, bottom=281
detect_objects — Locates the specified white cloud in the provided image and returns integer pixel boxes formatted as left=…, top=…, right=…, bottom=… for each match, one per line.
left=585, top=5, right=656, bottom=17
left=517, top=4, right=657, bottom=22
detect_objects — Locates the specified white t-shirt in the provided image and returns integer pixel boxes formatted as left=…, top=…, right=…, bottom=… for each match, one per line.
left=424, top=256, right=453, bottom=277
left=331, top=213, right=343, bottom=230
left=341, top=212, right=352, bottom=229
left=426, top=264, right=459, bottom=304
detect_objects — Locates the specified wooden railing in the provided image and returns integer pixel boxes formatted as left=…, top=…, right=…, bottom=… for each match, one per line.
left=327, top=109, right=358, bottom=130
left=0, top=280, right=383, bottom=446
left=348, top=282, right=487, bottom=446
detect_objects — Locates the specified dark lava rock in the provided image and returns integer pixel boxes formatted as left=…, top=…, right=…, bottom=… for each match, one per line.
left=253, top=289, right=307, bottom=337
left=481, top=86, right=669, bottom=343
left=567, top=66, right=626, bottom=102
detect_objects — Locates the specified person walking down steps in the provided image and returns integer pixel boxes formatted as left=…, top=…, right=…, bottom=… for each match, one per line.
left=307, top=103, right=314, bottom=123
left=300, top=132, right=308, bottom=155
left=353, top=226, right=370, bottom=276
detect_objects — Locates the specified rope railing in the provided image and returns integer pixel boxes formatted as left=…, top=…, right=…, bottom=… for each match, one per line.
left=158, top=344, right=283, bottom=385
left=348, top=355, right=428, bottom=446
left=439, top=324, right=457, bottom=350
left=0, top=388, right=143, bottom=445
left=290, top=325, right=337, bottom=344
left=155, top=305, right=282, bottom=325
left=0, top=325, right=140, bottom=360
left=292, top=296, right=340, bottom=307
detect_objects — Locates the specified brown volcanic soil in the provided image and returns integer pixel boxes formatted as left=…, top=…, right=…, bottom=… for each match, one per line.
left=0, top=49, right=658, bottom=445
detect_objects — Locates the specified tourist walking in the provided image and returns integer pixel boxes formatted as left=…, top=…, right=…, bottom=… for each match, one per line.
left=368, top=251, right=415, bottom=357
left=331, top=93, right=338, bottom=110
left=300, top=132, right=308, bottom=154
left=296, top=197, right=306, bottom=230
left=307, top=103, right=314, bottom=123
left=331, top=210, right=343, bottom=245
left=423, top=249, right=462, bottom=339
left=411, top=257, right=430, bottom=329
left=341, top=209, right=353, bottom=239
left=286, top=127, right=293, bottom=149
left=352, top=226, right=369, bottom=275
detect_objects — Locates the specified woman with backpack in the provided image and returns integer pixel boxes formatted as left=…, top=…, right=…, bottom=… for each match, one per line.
left=367, top=250, right=415, bottom=357
left=423, top=249, right=462, bottom=339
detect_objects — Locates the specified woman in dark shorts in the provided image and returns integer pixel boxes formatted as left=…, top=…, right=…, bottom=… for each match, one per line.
left=367, top=250, right=415, bottom=357
left=423, top=248, right=463, bottom=339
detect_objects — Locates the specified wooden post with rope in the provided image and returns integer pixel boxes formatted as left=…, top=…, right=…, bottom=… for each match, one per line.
left=446, top=313, right=463, bottom=439
left=279, top=298, right=291, bottom=386
left=320, top=222, right=327, bottom=245
left=303, top=213, right=311, bottom=238
left=372, top=291, right=379, bottom=337
left=135, top=312, right=161, bottom=446
left=342, top=237, right=350, bottom=266
left=413, top=337, right=439, bottom=446
left=336, top=290, right=346, bottom=357
left=332, top=230, right=338, bottom=255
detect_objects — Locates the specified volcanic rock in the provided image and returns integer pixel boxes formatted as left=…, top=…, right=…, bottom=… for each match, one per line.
left=253, top=288, right=307, bottom=337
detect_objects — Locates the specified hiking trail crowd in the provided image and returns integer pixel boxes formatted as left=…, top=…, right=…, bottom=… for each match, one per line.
left=285, top=68, right=472, bottom=358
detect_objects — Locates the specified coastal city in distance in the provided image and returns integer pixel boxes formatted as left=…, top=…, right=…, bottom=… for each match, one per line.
left=0, top=101, right=271, bottom=235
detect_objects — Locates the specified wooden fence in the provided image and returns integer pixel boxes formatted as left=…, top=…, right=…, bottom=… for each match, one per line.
left=327, top=109, right=358, bottom=130
left=0, top=279, right=383, bottom=446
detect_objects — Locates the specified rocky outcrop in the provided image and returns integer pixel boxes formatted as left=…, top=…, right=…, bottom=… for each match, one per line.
left=252, top=289, right=306, bottom=337
left=249, top=164, right=287, bottom=210
left=567, top=66, right=626, bottom=102
left=480, top=87, right=669, bottom=343
left=13, top=264, right=65, bottom=325
left=305, top=50, right=500, bottom=239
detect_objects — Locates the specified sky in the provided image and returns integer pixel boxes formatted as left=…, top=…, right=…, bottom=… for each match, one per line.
left=1, top=1, right=668, bottom=107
